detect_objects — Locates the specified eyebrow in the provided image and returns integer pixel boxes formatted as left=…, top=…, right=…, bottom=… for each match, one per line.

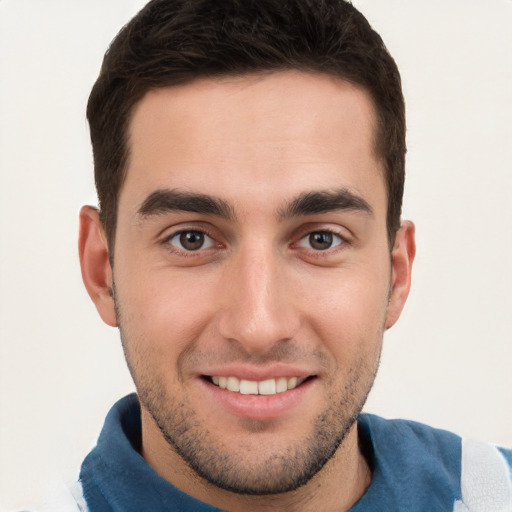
left=137, top=187, right=373, bottom=222
left=137, top=189, right=235, bottom=220
left=278, top=188, right=373, bottom=219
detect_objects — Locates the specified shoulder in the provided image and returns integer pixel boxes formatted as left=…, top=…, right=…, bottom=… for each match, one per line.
left=356, top=414, right=512, bottom=511
left=9, top=477, right=89, bottom=512
left=41, top=478, right=88, bottom=512
left=456, top=439, right=512, bottom=511
left=358, top=413, right=463, bottom=465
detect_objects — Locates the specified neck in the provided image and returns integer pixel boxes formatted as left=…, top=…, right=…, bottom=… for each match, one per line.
left=141, top=411, right=372, bottom=512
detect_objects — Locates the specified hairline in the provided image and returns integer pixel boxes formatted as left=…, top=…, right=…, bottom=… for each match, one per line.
left=105, top=68, right=393, bottom=257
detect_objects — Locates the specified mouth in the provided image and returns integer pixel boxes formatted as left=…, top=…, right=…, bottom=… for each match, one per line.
left=201, top=372, right=317, bottom=420
left=204, top=375, right=313, bottom=395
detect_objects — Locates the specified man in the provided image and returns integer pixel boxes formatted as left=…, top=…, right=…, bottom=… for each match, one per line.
left=75, top=0, right=512, bottom=510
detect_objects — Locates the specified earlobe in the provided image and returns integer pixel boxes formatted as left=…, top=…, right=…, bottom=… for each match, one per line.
left=78, top=206, right=118, bottom=327
left=385, top=220, right=416, bottom=329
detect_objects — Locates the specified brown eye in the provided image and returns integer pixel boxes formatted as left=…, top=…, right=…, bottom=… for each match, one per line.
left=309, top=232, right=333, bottom=250
left=180, top=231, right=204, bottom=250
left=298, top=231, right=343, bottom=251
left=168, top=230, right=215, bottom=252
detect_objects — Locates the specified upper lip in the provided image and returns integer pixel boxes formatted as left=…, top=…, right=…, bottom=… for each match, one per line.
left=198, top=363, right=316, bottom=381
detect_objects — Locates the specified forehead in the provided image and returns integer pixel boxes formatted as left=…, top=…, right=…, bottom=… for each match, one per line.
left=122, top=70, right=385, bottom=217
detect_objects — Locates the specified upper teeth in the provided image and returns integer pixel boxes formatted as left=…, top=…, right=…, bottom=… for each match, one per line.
left=211, top=376, right=305, bottom=395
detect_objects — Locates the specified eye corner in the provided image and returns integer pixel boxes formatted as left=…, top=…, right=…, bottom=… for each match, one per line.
left=157, top=224, right=226, bottom=262
left=296, top=230, right=345, bottom=252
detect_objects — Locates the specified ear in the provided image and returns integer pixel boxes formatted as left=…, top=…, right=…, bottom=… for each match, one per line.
left=78, top=206, right=118, bottom=327
left=385, top=220, right=416, bottom=329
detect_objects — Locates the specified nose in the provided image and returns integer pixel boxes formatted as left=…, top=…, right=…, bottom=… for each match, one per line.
left=216, top=243, right=301, bottom=354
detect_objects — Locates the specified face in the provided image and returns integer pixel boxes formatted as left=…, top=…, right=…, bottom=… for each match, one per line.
left=80, top=70, right=414, bottom=498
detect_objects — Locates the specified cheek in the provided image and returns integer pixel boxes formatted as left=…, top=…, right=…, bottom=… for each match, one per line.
left=299, top=265, right=390, bottom=356
left=114, top=266, right=220, bottom=355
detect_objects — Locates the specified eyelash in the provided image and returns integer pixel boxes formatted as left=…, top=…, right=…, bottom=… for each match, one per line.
left=296, top=230, right=345, bottom=252
left=161, top=227, right=349, bottom=258
left=161, top=228, right=221, bottom=257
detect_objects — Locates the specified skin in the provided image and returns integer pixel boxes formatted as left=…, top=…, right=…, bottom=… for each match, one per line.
left=79, top=70, right=415, bottom=511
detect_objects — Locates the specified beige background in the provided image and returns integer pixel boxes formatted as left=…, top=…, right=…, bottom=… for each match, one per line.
left=1, top=0, right=511, bottom=509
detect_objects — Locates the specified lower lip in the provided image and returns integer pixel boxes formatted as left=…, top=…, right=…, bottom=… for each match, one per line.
left=201, top=378, right=315, bottom=420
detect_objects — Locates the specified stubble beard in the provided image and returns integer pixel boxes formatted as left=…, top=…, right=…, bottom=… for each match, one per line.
left=138, top=371, right=376, bottom=496
left=114, top=294, right=382, bottom=496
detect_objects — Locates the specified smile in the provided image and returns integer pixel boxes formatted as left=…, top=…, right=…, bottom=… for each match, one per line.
left=209, top=376, right=308, bottom=395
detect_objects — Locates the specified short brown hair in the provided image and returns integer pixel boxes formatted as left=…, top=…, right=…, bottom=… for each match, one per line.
left=87, top=0, right=405, bottom=250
